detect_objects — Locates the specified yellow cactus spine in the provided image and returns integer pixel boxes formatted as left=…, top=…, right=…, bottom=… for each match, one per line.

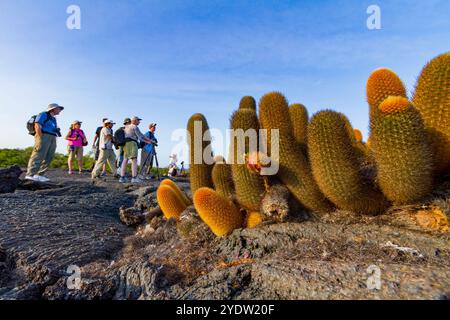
left=157, top=185, right=188, bottom=221
left=193, top=187, right=243, bottom=237
left=258, top=92, right=334, bottom=213
left=212, top=159, right=235, bottom=200
left=160, top=179, right=192, bottom=206
left=412, top=52, right=450, bottom=173
left=372, top=96, right=434, bottom=204
left=289, top=103, right=309, bottom=148
left=239, top=96, right=257, bottom=111
left=354, top=129, right=363, bottom=142
left=245, top=211, right=264, bottom=229
left=187, top=113, right=214, bottom=194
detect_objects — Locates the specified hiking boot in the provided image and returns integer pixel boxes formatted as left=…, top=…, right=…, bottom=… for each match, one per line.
left=34, top=175, right=50, bottom=182
left=131, top=177, right=143, bottom=184
left=100, top=172, right=107, bottom=177
left=24, top=175, right=36, bottom=181
left=119, top=176, right=128, bottom=183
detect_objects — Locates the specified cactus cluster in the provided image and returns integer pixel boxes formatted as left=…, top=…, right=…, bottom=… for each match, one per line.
left=155, top=54, right=448, bottom=237
left=259, top=92, right=334, bottom=213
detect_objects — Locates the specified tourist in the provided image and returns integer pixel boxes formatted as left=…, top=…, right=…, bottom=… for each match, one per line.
left=140, top=123, right=158, bottom=179
left=25, top=103, right=64, bottom=182
left=66, top=120, right=88, bottom=175
left=90, top=118, right=108, bottom=174
left=115, top=117, right=131, bottom=174
left=120, top=116, right=153, bottom=184
left=92, top=120, right=117, bottom=180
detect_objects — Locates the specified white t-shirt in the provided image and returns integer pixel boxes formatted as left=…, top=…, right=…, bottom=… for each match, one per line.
left=99, top=127, right=113, bottom=150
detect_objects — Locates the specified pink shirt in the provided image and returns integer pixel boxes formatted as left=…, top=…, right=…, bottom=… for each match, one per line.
left=68, top=129, right=86, bottom=147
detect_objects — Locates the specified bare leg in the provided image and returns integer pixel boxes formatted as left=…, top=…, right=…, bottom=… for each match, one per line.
left=131, top=158, right=138, bottom=178
left=121, top=157, right=128, bottom=177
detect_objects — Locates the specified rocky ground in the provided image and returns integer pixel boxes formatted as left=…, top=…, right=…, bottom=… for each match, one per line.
left=0, top=169, right=449, bottom=300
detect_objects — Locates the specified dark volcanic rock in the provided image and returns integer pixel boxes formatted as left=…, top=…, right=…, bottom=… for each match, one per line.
left=0, top=166, right=22, bottom=193
left=0, top=170, right=136, bottom=299
left=119, top=207, right=146, bottom=227
left=1, top=169, right=449, bottom=300
left=17, top=180, right=63, bottom=191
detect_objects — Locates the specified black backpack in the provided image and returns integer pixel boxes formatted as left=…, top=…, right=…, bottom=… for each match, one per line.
left=113, top=127, right=127, bottom=148
left=27, top=112, right=50, bottom=136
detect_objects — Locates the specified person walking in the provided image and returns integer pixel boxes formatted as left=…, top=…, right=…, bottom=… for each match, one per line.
left=92, top=120, right=117, bottom=180
left=90, top=118, right=108, bottom=174
left=66, top=120, right=87, bottom=175
left=140, top=123, right=158, bottom=179
left=25, top=103, right=64, bottom=182
left=119, top=116, right=153, bottom=184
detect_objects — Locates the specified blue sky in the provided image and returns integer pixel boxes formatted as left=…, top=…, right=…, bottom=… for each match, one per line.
left=0, top=0, right=449, bottom=165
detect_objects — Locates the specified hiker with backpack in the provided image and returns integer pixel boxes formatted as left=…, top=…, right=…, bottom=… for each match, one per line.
left=139, top=123, right=158, bottom=180
left=119, top=116, right=153, bottom=184
left=114, top=117, right=131, bottom=174
left=25, top=103, right=64, bottom=182
left=92, top=119, right=117, bottom=180
left=90, top=118, right=108, bottom=174
left=66, top=120, right=88, bottom=175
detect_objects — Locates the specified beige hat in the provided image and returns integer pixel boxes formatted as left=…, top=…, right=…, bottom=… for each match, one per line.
left=131, top=116, right=142, bottom=121
left=71, top=120, right=82, bottom=125
left=104, top=119, right=116, bottom=124
left=47, top=103, right=64, bottom=112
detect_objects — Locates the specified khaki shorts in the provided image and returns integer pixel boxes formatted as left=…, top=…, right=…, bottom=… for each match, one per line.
left=68, top=146, right=83, bottom=162
left=123, top=141, right=138, bottom=159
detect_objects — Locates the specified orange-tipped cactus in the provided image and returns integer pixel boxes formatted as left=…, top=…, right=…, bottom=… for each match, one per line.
left=160, top=179, right=192, bottom=206
left=354, top=129, right=363, bottom=142
left=379, top=96, right=410, bottom=114
left=366, top=68, right=407, bottom=124
left=193, top=187, right=243, bottom=237
left=245, top=211, right=264, bottom=229
left=371, top=96, right=434, bottom=204
left=367, top=68, right=407, bottom=110
left=157, top=185, right=188, bottom=221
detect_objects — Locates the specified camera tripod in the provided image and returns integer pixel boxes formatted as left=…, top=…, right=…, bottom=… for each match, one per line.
left=140, top=147, right=160, bottom=181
